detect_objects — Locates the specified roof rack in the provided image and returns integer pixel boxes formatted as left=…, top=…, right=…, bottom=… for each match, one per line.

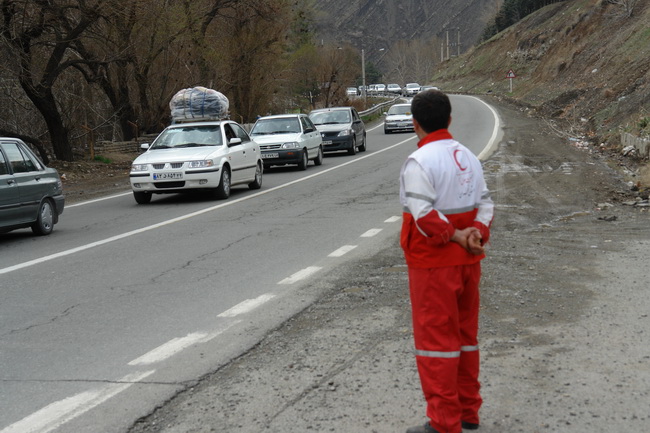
left=171, top=116, right=230, bottom=124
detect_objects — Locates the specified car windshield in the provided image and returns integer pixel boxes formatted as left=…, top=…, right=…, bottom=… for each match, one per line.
left=387, top=105, right=412, bottom=115
left=309, top=111, right=351, bottom=125
left=251, top=118, right=301, bottom=135
left=151, top=125, right=222, bottom=149
left=407, top=83, right=419, bottom=88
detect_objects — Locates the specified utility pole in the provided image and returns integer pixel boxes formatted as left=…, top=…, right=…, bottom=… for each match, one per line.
left=361, top=49, right=366, bottom=105
left=457, top=27, right=461, bottom=56
left=446, top=29, right=449, bottom=60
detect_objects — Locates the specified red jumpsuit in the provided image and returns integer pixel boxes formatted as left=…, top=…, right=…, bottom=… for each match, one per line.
left=399, top=129, right=494, bottom=433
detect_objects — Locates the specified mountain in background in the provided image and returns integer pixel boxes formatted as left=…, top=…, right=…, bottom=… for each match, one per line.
left=312, top=0, right=497, bottom=63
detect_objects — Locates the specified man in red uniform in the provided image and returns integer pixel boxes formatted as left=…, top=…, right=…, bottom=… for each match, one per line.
left=400, top=90, right=494, bottom=433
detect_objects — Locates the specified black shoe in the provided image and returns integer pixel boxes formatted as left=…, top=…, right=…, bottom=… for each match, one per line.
left=406, top=422, right=440, bottom=433
left=462, top=421, right=479, bottom=430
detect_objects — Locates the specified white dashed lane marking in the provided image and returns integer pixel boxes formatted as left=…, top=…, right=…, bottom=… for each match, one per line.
left=360, top=228, right=382, bottom=237
left=277, top=266, right=322, bottom=285
left=328, top=245, right=358, bottom=257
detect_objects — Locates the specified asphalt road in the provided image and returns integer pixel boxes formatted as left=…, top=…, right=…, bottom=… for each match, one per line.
left=0, top=96, right=500, bottom=433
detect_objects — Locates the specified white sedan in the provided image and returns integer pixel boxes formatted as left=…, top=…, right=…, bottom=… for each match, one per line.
left=129, top=120, right=263, bottom=204
left=383, top=103, right=414, bottom=134
left=250, top=114, right=323, bottom=170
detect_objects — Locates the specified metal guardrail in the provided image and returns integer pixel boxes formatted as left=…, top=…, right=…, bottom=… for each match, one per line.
left=359, top=97, right=401, bottom=117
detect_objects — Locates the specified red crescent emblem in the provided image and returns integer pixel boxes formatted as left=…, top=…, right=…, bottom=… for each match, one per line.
left=453, top=149, right=467, bottom=171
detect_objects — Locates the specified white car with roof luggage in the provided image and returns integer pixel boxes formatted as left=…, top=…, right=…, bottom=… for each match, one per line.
left=129, top=87, right=263, bottom=204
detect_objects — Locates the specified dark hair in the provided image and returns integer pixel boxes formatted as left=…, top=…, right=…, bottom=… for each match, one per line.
left=411, top=90, right=452, bottom=133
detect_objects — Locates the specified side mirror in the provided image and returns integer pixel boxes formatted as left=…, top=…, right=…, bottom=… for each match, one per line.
left=228, top=137, right=242, bottom=146
left=140, top=143, right=150, bottom=150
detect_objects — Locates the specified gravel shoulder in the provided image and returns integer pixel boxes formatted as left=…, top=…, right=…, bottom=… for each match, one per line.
left=111, top=97, right=650, bottom=433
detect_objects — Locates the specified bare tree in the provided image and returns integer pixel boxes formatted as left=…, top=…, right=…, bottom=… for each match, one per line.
left=200, top=0, right=292, bottom=122
left=383, top=37, right=439, bottom=85
left=0, top=0, right=110, bottom=161
left=314, top=44, right=359, bottom=108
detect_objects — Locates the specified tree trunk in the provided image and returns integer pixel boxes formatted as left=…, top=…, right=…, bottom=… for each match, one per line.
left=20, top=83, right=75, bottom=162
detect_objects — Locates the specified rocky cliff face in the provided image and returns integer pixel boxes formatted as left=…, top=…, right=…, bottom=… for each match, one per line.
left=313, top=0, right=497, bottom=63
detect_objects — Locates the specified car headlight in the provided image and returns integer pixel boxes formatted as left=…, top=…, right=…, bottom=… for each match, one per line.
left=188, top=160, right=214, bottom=168
left=131, top=163, right=149, bottom=171
left=337, top=129, right=353, bottom=137
left=281, top=142, right=299, bottom=149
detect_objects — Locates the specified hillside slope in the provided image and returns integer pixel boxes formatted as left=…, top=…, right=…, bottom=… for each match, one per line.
left=431, top=0, right=650, bottom=146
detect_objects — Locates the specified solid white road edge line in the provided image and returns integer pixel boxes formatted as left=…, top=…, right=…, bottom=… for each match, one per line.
left=468, top=95, right=502, bottom=161
left=1, top=136, right=416, bottom=276
left=65, top=192, right=132, bottom=208
left=0, top=370, right=155, bottom=433
left=277, top=266, right=322, bottom=285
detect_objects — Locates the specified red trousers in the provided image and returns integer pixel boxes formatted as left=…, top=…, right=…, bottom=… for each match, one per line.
left=408, top=263, right=482, bottom=433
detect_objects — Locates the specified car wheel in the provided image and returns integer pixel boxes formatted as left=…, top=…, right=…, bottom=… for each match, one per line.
left=359, top=134, right=367, bottom=152
left=347, top=136, right=357, bottom=155
left=214, top=166, right=231, bottom=199
left=248, top=162, right=263, bottom=190
left=297, top=149, right=308, bottom=170
left=384, top=127, right=390, bottom=134
left=31, top=199, right=54, bottom=235
left=313, top=146, right=324, bottom=166
left=133, top=191, right=152, bottom=204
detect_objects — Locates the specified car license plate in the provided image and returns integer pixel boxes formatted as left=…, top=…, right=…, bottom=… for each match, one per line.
left=153, top=172, right=182, bottom=180
left=322, top=140, right=333, bottom=145
left=262, top=153, right=279, bottom=159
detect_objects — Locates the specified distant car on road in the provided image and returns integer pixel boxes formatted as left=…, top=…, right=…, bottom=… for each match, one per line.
left=0, top=138, right=65, bottom=235
left=419, top=85, right=440, bottom=92
left=250, top=114, right=323, bottom=170
left=375, top=84, right=387, bottom=94
left=129, top=120, right=263, bottom=204
left=309, top=107, right=367, bottom=155
left=386, top=83, right=402, bottom=95
left=346, top=87, right=358, bottom=97
left=384, top=103, right=414, bottom=134
left=404, top=83, right=421, bottom=96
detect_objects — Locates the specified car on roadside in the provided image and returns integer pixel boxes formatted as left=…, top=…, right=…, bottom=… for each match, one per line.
left=404, top=83, right=421, bottom=96
left=129, top=120, right=263, bottom=204
left=386, top=83, right=402, bottom=95
left=250, top=114, right=323, bottom=170
left=419, top=85, right=440, bottom=92
left=383, top=103, right=414, bottom=134
left=346, top=87, right=358, bottom=97
left=308, top=107, right=367, bottom=155
left=375, top=84, right=387, bottom=94
left=0, top=137, right=65, bottom=235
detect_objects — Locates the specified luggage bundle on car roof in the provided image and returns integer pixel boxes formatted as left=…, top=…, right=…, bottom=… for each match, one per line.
left=170, top=86, right=229, bottom=123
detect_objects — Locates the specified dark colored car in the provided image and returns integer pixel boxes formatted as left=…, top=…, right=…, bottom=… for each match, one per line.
left=0, top=138, right=65, bottom=235
left=308, top=107, right=367, bottom=155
